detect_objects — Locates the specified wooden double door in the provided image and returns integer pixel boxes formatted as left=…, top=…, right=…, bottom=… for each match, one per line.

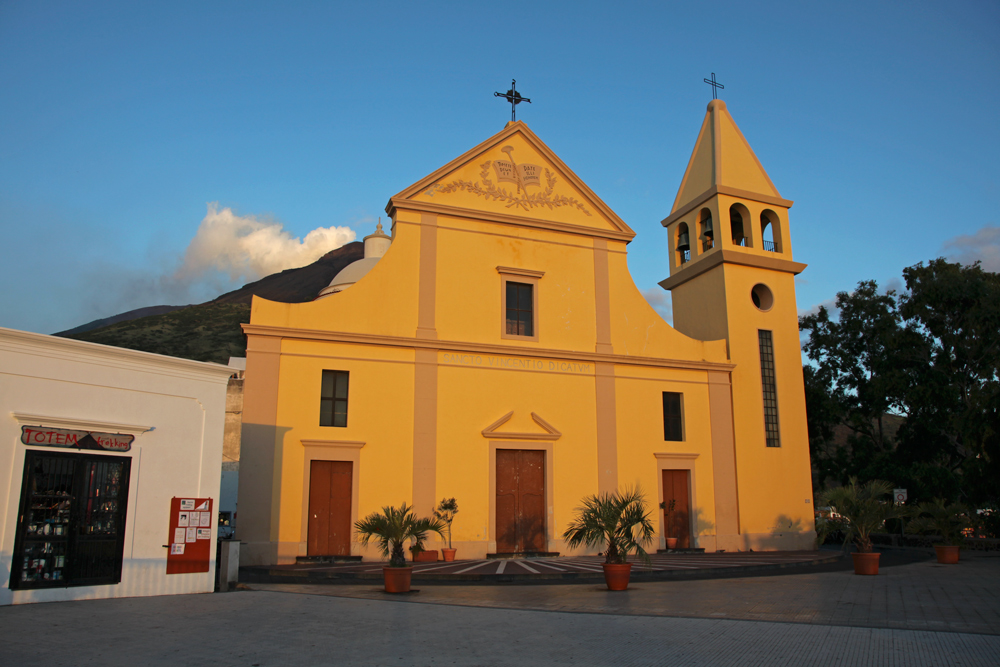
left=662, top=469, right=692, bottom=548
left=496, top=449, right=546, bottom=554
left=308, top=460, right=353, bottom=557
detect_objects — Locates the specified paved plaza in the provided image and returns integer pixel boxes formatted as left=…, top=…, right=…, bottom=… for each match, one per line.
left=1, top=550, right=997, bottom=666
left=243, top=550, right=841, bottom=584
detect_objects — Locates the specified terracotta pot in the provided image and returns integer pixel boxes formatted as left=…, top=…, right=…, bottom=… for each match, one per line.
left=665, top=537, right=678, bottom=549
left=935, top=545, right=960, bottom=564
left=382, top=567, right=413, bottom=593
left=602, top=563, right=632, bottom=591
left=442, top=548, right=457, bottom=562
left=852, top=552, right=880, bottom=575
left=413, top=549, right=438, bottom=562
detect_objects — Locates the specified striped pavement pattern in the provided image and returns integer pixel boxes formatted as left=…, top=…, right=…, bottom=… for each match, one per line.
left=260, top=551, right=837, bottom=581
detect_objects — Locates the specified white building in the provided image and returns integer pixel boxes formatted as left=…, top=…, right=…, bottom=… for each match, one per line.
left=0, top=327, right=233, bottom=605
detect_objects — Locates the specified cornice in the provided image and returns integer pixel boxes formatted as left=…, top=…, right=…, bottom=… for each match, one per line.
left=0, top=327, right=234, bottom=383
left=496, top=266, right=545, bottom=279
left=388, top=120, right=634, bottom=238
left=388, top=199, right=635, bottom=243
left=481, top=411, right=562, bottom=441
left=300, top=439, right=366, bottom=449
left=241, top=323, right=735, bottom=373
left=11, top=412, right=154, bottom=434
left=661, top=185, right=794, bottom=228
left=658, top=249, right=807, bottom=291
left=653, top=452, right=700, bottom=460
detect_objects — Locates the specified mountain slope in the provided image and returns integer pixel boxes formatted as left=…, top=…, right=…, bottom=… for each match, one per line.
left=61, top=242, right=364, bottom=363
left=56, top=304, right=191, bottom=336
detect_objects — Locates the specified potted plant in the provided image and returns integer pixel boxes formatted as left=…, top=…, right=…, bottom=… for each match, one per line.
left=819, top=478, right=896, bottom=575
left=355, top=503, right=445, bottom=593
left=659, top=498, right=678, bottom=549
left=906, top=499, right=970, bottom=564
left=409, top=542, right=438, bottom=562
left=562, top=485, right=655, bottom=591
left=434, top=497, right=459, bottom=562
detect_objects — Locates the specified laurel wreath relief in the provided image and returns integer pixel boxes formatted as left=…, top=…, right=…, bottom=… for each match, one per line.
left=424, top=161, right=592, bottom=216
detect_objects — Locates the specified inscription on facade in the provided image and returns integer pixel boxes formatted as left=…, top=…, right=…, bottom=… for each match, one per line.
left=441, top=353, right=591, bottom=374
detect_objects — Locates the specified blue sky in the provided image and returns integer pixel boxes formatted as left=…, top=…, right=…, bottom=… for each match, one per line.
left=1, top=1, right=998, bottom=334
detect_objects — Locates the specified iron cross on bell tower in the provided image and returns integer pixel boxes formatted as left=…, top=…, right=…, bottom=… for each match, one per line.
left=703, top=72, right=724, bottom=99
left=495, top=79, right=531, bottom=122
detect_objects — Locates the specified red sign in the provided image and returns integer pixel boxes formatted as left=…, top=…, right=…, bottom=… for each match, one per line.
left=20, top=426, right=133, bottom=451
left=166, top=497, right=214, bottom=575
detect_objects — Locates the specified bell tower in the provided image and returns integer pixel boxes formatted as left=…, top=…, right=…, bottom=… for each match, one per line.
left=659, top=99, right=815, bottom=549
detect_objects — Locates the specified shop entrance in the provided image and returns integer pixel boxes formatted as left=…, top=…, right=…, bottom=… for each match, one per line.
left=495, top=449, right=546, bottom=554
left=307, top=460, right=353, bottom=557
left=662, top=469, right=692, bottom=548
left=10, top=450, right=131, bottom=590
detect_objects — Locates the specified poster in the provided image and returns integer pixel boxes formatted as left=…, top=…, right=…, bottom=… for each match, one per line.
left=166, top=497, right=213, bottom=575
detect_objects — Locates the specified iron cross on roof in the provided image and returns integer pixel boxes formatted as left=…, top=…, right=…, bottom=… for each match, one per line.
left=495, top=79, right=531, bottom=122
left=703, top=72, right=724, bottom=99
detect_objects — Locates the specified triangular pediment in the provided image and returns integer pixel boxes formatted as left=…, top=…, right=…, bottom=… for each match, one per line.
left=672, top=100, right=783, bottom=213
left=481, top=411, right=561, bottom=441
left=390, top=121, right=634, bottom=241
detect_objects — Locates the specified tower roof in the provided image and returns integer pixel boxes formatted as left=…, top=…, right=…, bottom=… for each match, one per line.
left=669, top=100, right=790, bottom=217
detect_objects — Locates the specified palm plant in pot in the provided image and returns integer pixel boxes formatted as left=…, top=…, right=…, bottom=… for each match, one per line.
left=355, top=503, right=445, bottom=593
left=562, top=485, right=655, bottom=591
left=433, top=497, right=459, bottom=562
left=819, top=478, right=896, bottom=575
left=906, top=499, right=971, bottom=564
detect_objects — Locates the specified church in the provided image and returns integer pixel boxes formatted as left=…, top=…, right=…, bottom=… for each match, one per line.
left=236, top=99, right=816, bottom=565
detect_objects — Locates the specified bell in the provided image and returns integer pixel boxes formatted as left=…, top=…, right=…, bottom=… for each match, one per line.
left=677, top=231, right=690, bottom=251
left=702, top=218, right=714, bottom=239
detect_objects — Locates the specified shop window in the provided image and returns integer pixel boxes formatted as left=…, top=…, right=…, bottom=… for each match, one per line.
left=662, top=392, right=684, bottom=441
left=10, top=450, right=131, bottom=590
left=758, top=330, right=781, bottom=447
left=320, top=370, right=350, bottom=427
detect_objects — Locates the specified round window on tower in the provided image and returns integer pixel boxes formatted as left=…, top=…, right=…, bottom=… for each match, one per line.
left=751, top=284, right=774, bottom=311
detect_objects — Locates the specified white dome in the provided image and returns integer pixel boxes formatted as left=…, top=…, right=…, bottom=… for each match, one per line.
left=318, top=257, right=381, bottom=297
left=317, top=219, right=392, bottom=299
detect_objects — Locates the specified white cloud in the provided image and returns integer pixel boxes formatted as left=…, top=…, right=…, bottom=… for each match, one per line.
left=641, top=287, right=673, bottom=324
left=75, top=203, right=360, bottom=326
left=175, top=203, right=356, bottom=283
left=798, top=297, right=838, bottom=319
left=943, top=225, right=1000, bottom=272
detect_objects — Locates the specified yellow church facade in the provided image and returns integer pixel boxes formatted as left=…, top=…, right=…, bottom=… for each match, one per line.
left=237, top=100, right=816, bottom=565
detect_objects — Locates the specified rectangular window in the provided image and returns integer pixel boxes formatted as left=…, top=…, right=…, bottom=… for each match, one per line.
left=758, top=330, right=781, bottom=447
left=10, top=450, right=131, bottom=590
left=320, top=370, right=349, bottom=427
left=498, top=267, right=542, bottom=342
left=662, top=392, right=683, bottom=441
left=505, top=281, right=534, bottom=337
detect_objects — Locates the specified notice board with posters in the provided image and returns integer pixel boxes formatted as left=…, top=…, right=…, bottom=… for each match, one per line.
left=166, top=497, right=213, bottom=574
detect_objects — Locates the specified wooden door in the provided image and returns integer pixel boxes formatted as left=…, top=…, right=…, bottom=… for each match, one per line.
left=662, top=469, right=691, bottom=548
left=308, top=460, right=353, bottom=556
left=496, top=449, right=546, bottom=553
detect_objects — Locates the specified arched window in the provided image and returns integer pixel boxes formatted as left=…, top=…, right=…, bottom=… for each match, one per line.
left=676, top=222, right=691, bottom=264
left=760, top=210, right=781, bottom=253
left=699, top=209, right=714, bottom=252
left=730, top=204, right=750, bottom=247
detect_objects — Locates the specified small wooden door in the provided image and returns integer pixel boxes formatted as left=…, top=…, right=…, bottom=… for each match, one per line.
left=496, top=449, right=546, bottom=553
left=662, top=469, right=691, bottom=549
left=308, top=460, right=353, bottom=556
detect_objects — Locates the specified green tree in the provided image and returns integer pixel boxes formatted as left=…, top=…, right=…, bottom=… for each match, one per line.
left=898, top=260, right=1000, bottom=503
left=801, top=260, right=1000, bottom=506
